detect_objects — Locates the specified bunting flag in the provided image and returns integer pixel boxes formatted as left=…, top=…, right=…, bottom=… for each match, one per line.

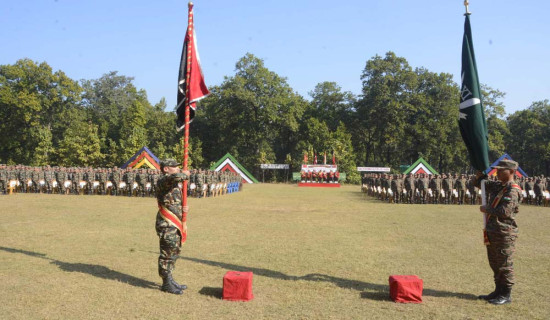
left=176, top=2, right=210, bottom=131
left=458, top=13, right=490, bottom=172
left=314, top=153, right=318, bottom=165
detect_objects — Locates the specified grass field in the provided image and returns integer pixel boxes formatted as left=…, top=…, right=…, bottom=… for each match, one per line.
left=1, top=184, right=549, bottom=320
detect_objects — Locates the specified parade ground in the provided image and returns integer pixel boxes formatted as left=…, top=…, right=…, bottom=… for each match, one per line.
left=1, top=184, right=549, bottom=319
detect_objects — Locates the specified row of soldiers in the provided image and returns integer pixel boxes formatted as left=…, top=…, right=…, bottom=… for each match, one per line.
left=0, top=164, right=242, bottom=198
left=361, top=173, right=550, bottom=206
left=300, top=170, right=341, bottom=183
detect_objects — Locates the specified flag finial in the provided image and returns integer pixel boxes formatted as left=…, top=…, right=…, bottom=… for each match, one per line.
left=464, top=0, right=471, bottom=15
left=189, top=2, right=193, bottom=9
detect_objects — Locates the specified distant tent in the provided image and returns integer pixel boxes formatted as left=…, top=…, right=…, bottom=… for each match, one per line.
left=121, top=146, right=160, bottom=170
left=485, top=153, right=528, bottom=178
left=402, top=157, right=439, bottom=175
left=210, top=153, right=258, bottom=184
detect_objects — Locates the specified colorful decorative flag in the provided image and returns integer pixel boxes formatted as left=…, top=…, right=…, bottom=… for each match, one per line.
left=458, top=13, right=490, bottom=171
left=314, top=153, right=317, bottom=165
left=176, top=3, right=210, bottom=131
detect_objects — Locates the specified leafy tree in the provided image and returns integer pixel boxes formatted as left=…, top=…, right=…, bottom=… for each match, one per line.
left=195, top=53, right=308, bottom=177
left=0, top=59, right=82, bottom=165
left=57, top=121, right=104, bottom=167
left=507, top=100, right=550, bottom=175
left=308, top=82, right=356, bottom=131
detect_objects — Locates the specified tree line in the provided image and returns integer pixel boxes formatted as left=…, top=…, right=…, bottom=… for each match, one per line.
left=1, top=52, right=549, bottom=182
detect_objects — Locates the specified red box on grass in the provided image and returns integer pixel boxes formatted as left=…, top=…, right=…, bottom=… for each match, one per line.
left=389, top=275, right=423, bottom=303
left=223, top=271, right=254, bottom=301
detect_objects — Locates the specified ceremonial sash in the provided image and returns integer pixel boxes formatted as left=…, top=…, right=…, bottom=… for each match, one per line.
left=158, top=204, right=187, bottom=245
left=485, top=183, right=522, bottom=245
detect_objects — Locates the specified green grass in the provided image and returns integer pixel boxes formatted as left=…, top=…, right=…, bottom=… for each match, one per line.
left=1, top=184, right=549, bottom=319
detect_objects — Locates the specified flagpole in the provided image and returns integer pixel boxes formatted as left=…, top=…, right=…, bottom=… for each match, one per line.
left=464, top=0, right=471, bottom=15
left=182, top=2, right=194, bottom=222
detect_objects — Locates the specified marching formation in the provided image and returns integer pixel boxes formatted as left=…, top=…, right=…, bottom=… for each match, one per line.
left=0, top=164, right=242, bottom=198
left=361, top=173, right=550, bottom=206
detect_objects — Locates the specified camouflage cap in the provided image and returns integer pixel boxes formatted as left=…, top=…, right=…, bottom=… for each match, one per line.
left=491, top=159, right=518, bottom=170
left=160, top=159, right=179, bottom=167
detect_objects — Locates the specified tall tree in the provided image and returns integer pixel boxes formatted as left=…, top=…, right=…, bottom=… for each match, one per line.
left=195, top=53, right=308, bottom=176
left=507, top=100, right=550, bottom=175
left=0, top=59, right=82, bottom=165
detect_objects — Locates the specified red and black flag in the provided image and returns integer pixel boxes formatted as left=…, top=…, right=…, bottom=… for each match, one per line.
left=176, top=2, right=210, bottom=131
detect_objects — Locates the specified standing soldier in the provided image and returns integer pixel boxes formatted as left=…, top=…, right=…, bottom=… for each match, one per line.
left=111, top=167, right=122, bottom=196
left=404, top=173, right=414, bottom=204
left=390, top=174, right=399, bottom=203
left=73, top=168, right=84, bottom=195
left=0, top=164, right=6, bottom=195
left=126, top=169, right=136, bottom=197
left=430, top=174, right=442, bottom=204
left=455, top=174, right=467, bottom=205
left=476, top=160, right=522, bottom=305
left=442, top=174, right=452, bottom=204
left=196, top=169, right=205, bottom=198
left=524, top=177, right=534, bottom=205
left=534, top=176, right=544, bottom=206
left=17, top=166, right=27, bottom=193
left=31, top=167, right=40, bottom=193
left=468, top=174, right=478, bottom=205
left=135, top=168, right=146, bottom=197
left=57, top=167, right=68, bottom=195
left=155, top=159, right=190, bottom=295
left=44, top=166, right=55, bottom=194
left=417, top=173, right=429, bottom=204
left=206, top=170, right=213, bottom=197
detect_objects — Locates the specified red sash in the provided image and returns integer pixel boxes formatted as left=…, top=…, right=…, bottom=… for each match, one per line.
left=158, top=204, right=187, bottom=245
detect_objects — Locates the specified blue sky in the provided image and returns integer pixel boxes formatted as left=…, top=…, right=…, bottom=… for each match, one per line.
left=2, top=0, right=548, bottom=115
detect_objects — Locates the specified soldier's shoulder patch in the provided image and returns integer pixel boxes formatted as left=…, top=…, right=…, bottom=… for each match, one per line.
left=503, top=196, right=512, bottom=201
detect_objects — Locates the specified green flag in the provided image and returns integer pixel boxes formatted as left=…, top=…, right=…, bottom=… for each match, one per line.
left=459, top=14, right=490, bottom=171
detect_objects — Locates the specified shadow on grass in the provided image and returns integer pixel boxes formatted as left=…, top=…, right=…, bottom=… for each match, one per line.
left=181, top=256, right=478, bottom=301
left=199, top=286, right=223, bottom=299
left=0, top=246, right=158, bottom=290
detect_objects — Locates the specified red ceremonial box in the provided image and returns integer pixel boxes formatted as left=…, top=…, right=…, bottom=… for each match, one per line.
left=223, top=271, right=254, bottom=301
left=389, top=275, right=423, bottom=303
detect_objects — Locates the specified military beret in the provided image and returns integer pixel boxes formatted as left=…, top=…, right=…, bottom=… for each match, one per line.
left=491, top=159, right=518, bottom=170
left=160, top=159, right=179, bottom=167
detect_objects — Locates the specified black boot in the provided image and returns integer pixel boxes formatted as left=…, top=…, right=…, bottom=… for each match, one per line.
left=478, top=284, right=500, bottom=301
left=169, top=274, right=187, bottom=291
left=488, top=286, right=512, bottom=305
left=161, top=274, right=183, bottom=295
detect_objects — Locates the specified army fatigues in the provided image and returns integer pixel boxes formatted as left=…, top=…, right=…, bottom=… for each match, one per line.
left=155, top=171, right=189, bottom=277
left=479, top=178, right=521, bottom=290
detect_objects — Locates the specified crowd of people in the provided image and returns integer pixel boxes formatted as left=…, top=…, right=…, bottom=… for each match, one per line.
left=300, top=169, right=340, bottom=183
left=0, top=164, right=242, bottom=198
left=361, top=172, right=550, bottom=206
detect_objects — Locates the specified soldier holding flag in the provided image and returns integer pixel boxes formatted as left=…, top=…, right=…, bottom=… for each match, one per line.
left=153, top=1, right=209, bottom=295
left=460, top=1, right=521, bottom=305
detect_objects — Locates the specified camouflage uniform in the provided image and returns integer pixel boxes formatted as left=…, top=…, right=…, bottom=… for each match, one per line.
left=476, top=160, right=522, bottom=305
left=44, top=167, right=55, bottom=193
left=454, top=174, right=467, bottom=205
left=0, top=165, right=6, bottom=194
left=98, top=169, right=107, bottom=195
left=56, top=168, right=68, bottom=194
left=155, top=159, right=189, bottom=294
left=111, top=168, right=122, bottom=196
